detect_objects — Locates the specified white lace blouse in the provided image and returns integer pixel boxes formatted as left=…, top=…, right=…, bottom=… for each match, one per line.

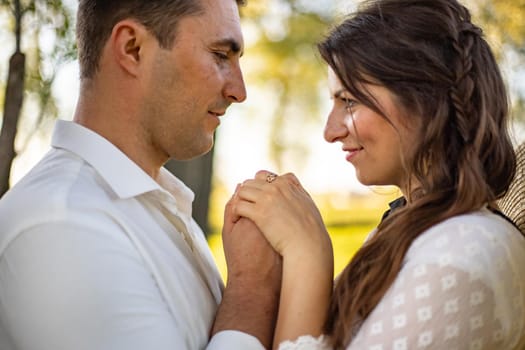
left=278, top=208, right=525, bottom=349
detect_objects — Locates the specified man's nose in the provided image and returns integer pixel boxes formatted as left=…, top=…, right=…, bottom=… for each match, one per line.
left=225, top=64, right=247, bottom=103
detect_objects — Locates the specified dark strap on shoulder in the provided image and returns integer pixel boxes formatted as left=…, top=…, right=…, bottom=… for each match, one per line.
left=380, top=196, right=407, bottom=222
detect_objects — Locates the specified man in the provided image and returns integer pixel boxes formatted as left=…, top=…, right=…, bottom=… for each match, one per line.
left=0, top=0, right=281, bottom=349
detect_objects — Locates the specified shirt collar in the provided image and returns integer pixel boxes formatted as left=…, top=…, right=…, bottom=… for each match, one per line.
left=51, top=120, right=194, bottom=214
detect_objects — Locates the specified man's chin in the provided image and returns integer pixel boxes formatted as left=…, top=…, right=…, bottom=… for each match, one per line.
left=170, top=142, right=214, bottom=161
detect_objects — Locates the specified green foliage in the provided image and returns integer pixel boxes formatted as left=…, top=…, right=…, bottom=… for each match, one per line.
left=240, top=0, right=336, bottom=171
left=472, top=0, right=525, bottom=122
left=475, top=0, right=525, bottom=55
left=0, top=0, right=75, bottom=144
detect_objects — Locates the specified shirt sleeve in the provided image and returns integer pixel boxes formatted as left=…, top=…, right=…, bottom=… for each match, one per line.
left=208, top=331, right=266, bottom=350
left=0, top=221, right=191, bottom=350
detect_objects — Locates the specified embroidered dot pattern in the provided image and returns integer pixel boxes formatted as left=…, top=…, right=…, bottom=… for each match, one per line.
left=278, top=212, right=525, bottom=350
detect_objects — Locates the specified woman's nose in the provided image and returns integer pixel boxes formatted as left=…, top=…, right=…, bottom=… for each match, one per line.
left=324, top=107, right=349, bottom=143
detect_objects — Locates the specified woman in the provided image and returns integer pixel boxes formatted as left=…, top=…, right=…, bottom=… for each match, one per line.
left=226, top=0, right=525, bottom=349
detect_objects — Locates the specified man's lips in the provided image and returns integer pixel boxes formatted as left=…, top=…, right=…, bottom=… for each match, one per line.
left=208, top=111, right=225, bottom=117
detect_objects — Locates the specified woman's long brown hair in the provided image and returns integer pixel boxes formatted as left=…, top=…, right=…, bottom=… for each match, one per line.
left=317, top=0, right=516, bottom=348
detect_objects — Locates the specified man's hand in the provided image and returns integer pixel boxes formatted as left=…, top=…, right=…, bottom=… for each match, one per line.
left=211, top=199, right=282, bottom=349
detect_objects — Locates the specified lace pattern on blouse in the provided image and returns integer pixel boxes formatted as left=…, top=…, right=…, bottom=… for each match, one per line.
left=278, top=335, right=330, bottom=350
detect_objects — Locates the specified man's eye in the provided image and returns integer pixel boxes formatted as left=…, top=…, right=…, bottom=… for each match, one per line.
left=214, top=51, right=228, bottom=60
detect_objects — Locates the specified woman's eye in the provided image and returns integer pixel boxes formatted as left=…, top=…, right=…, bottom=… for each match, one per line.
left=341, top=98, right=356, bottom=110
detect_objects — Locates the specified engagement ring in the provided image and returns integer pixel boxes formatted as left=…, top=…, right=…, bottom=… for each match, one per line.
left=266, top=173, right=278, bottom=183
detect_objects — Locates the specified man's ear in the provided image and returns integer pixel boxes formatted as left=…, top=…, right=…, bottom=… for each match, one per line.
left=109, top=19, right=151, bottom=77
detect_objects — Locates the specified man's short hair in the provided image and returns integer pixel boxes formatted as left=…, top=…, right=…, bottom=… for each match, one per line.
left=76, top=0, right=246, bottom=79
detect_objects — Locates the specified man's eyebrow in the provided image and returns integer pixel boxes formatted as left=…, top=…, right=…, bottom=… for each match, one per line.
left=212, top=38, right=244, bottom=56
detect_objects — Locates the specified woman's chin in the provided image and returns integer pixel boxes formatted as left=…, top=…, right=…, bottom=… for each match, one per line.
left=355, top=173, right=375, bottom=187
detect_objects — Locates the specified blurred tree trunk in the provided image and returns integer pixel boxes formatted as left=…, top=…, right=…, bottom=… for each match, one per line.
left=0, top=0, right=74, bottom=196
left=0, top=0, right=25, bottom=197
left=164, top=148, right=214, bottom=236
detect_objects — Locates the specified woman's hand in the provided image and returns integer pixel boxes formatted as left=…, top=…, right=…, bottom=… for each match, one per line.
left=229, top=170, right=332, bottom=261
left=227, top=171, right=334, bottom=348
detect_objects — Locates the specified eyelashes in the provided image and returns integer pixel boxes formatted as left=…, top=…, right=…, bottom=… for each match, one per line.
left=341, top=97, right=357, bottom=112
left=213, top=51, right=229, bottom=60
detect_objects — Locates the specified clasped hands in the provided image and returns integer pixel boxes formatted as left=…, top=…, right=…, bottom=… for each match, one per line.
left=221, top=170, right=334, bottom=348
left=225, top=170, right=331, bottom=258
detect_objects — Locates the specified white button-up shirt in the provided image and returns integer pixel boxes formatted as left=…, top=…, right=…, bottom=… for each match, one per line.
left=0, top=120, right=264, bottom=350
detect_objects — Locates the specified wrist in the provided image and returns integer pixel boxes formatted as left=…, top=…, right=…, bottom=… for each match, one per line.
left=272, top=240, right=333, bottom=346
left=213, top=279, right=280, bottom=349
left=283, top=237, right=334, bottom=276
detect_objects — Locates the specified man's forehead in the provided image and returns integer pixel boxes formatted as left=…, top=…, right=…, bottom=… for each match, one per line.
left=183, top=0, right=244, bottom=49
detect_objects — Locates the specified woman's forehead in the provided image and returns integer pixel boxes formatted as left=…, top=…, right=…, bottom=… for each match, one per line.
left=327, top=67, right=345, bottom=96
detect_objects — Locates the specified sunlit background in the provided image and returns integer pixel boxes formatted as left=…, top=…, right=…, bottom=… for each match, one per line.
left=1, top=0, right=524, bottom=279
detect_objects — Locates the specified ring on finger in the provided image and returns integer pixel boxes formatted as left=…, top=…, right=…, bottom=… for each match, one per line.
left=266, top=172, right=278, bottom=183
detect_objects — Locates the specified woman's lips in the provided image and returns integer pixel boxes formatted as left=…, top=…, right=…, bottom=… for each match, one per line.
left=344, top=147, right=363, bottom=162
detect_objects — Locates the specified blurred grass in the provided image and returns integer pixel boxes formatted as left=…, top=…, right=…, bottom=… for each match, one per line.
left=207, top=185, right=401, bottom=282
left=208, top=223, right=374, bottom=281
